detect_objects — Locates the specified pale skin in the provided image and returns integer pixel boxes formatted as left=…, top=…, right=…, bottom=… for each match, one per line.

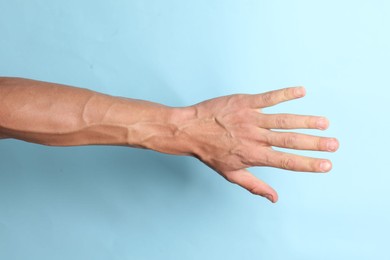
left=0, top=77, right=339, bottom=203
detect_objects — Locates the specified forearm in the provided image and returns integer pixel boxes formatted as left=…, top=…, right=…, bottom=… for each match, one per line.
left=0, top=77, right=191, bottom=154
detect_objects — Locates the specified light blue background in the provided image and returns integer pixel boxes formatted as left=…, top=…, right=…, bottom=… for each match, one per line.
left=0, top=0, right=389, bottom=259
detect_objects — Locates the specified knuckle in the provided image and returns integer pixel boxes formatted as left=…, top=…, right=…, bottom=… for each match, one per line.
left=318, top=138, right=326, bottom=150
left=307, top=116, right=317, bottom=128
left=314, top=159, right=323, bottom=172
left=283, top=134, right=297, bottom=148
left=225, top=95, right=238, bottom=107
left=275, top=116, right=288, bottom=128
left=281, top=157, right=295, bottom=170
left=232, top=94, right=253, bottom=109
left=258, top=148, right=272, bottom=166
left=263, top=132, right=272, bottom=145
left=283, top=88, right=290, bottom=99
left=263, top=150, right=273, bottom=165
left=234, top=94, right=246, bottom=103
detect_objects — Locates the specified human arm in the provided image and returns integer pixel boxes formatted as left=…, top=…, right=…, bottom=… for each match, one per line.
left=0, top=77, right=339, bottom=203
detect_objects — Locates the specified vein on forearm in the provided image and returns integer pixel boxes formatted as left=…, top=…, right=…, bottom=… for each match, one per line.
left=0, top=77, right=185, bottom=153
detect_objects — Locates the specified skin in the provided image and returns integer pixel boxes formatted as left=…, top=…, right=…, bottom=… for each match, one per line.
left=0, top=77, right=339, bottom=203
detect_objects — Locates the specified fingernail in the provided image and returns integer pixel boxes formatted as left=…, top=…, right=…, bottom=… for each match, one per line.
left=326, top=139, right=338, bottom=152
left=264, top=194, right=274, bottom=203
left=316, top=118, right=328, bottom=130
left=320, top=161, right=332, bottom=172
left=294, top=87, right=305, bottom=97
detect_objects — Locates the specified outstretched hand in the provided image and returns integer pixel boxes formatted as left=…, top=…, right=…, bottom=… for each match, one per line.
left=180, top=87, right=339, bottom=203
left=0, top=78, right=338, bottom=203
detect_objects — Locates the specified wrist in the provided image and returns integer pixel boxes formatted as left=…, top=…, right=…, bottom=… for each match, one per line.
left=125, top=104, right=197, bottom=156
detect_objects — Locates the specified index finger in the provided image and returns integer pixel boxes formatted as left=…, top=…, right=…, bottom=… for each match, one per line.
left=250, top=86, right=306, bottom=108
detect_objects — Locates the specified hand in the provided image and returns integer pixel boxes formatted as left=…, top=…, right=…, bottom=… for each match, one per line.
left=179, top=87, right=339, bottom=203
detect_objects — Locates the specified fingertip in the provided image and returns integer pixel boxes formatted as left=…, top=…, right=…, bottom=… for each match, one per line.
left=316, top=117, right=330, bottom=130
left=327, top=138, right=340, bottom=152
left=263, top=194, right=278, bottom=203
left=225, top=169, right=279, bottom=203
left=273, top=192, right=279, bottom=203
left=264, top=194, right=274, bottom=203
left=262, top=190, right=278, bottom=203
left=333, top=138, right=340, bottom=151
left=319, top=160, right=333, bottom=173
left=294, top=86, right=306, bottom=98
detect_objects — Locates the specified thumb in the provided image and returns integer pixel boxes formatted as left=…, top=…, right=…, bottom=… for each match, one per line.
left=223, top=169, right=278, bottom=203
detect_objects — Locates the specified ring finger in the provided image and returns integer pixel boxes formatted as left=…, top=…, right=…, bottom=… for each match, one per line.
left=261, top=149, right=333, bottom=172
left=265, top=131, right=339, bottom=152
